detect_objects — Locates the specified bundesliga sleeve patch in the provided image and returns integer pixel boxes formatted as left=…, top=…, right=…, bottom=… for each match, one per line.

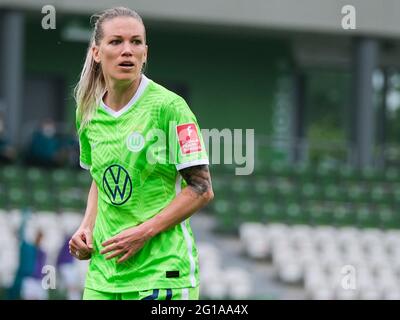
left=176, top=123, right=202, bottom=154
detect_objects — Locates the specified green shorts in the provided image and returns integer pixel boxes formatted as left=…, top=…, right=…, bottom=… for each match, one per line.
left=82, top=286, right=200, bottom=300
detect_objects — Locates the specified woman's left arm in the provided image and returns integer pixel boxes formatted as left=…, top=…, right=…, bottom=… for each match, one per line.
left=145, top=164, right=214, bottom=234
left=101, top=165, right=214, bottom=263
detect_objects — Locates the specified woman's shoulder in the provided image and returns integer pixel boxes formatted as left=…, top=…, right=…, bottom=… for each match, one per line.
left=147, top=79, right=187, bottom=108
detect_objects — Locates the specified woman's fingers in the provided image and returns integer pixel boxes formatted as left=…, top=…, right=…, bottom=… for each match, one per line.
left=69, top=244, right=78, bottom=252
left=70, top=236, right=87, bottom=250
left=100, top=243, right=121, bottom=255
left=102, top=236, right=117, bottom=247
left=83, top=230, right=93, bottom=250
left=69, top=245, right=80, bottom=258
left=69, top=241, right=91, bottom=258
left=117, top=250, right=134, bottom=264
left=70, top=232, right=92, bottom=252
left=69, top=246, right=91, bottom=260
left=104, top=248, right=125, bottom=260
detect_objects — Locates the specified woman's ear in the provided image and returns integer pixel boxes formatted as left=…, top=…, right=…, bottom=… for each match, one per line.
left=92, top=46, right=101, bottom=63
left=143, top=45, right=148, bottom=64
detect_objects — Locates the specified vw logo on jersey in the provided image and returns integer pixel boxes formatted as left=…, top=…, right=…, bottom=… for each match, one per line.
left=126, top=132, right=145, bottom=152
left=103, top=165, right=132, bottom=205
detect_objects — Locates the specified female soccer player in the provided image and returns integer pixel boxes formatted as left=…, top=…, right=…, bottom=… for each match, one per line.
left=69, top=7, right=214, bottom=300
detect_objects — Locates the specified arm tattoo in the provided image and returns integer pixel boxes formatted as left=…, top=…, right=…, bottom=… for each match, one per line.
left=179, top=165, right=212, bottom=196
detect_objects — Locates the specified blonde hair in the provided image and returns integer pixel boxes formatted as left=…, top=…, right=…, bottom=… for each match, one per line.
left=74, top=7, right=145, bottom=133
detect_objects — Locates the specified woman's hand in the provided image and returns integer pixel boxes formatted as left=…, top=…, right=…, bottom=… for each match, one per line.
left=69, top=227, right=93, bottom=260
left=100, top=225, right=152, bottom=263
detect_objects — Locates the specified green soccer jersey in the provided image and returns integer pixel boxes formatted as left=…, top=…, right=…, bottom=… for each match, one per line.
left=76, top=75, right=209, bottom=292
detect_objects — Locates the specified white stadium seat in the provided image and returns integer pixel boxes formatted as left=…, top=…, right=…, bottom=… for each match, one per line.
left=224, top=267, right=252, bottom=299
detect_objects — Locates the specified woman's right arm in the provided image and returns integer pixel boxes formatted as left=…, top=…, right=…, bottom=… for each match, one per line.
left=69, top=180, right=98, bottom=260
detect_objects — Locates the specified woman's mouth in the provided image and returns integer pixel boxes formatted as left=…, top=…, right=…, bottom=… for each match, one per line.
left=118, top=62, right=135, bottom=69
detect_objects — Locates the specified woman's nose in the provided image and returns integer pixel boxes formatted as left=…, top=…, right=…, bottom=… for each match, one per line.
left=121, top=41, right=133, bottom=55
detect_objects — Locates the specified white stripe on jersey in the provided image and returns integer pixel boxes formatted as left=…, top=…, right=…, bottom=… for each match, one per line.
left=176, top=175, right=197, bottom=288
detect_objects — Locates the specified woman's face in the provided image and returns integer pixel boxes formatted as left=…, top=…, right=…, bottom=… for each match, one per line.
left=93, top=17, right=148, bottom=84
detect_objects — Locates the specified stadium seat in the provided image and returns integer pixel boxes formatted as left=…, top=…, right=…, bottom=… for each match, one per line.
left=285, top=202, right=307, bottom=225
left=51, top=169, right=75, bottom=188
left=202, top=270, right=229, bottom=299
left=197, top=242, right=221, bottom=269
left=391, top=186, right=400, bottom=205
left=383, top=230, right=400, bottom=253
left=0, top=185, right=6, bottom=209
left=332, top=204, right=355, bottom=226
left=7, top=209, right=23, bottom=232
left=261, top=202, right=283, bottom=224
left=239, top=223, right=269, bottom=259
left=300, top=182, right=322, bottom=201
left=346, top=183, right=368, bottom=203
left=269, top=162, right=293, bottom=179
left=7, top=186, right=29, bottom=210
left=209, top=175, right=229, bottom=199
left=60, top=211, right=83, bottom=235
left=231, top=178, right=252, bottom=197
left=290, top=225, right=312, bottom=247
left=76, top=170, right=92, bottom=189
left=382, top=287, right=400, bottom=300
left=356, top=205, right=379, bottom=228
left=26, top=167, right=48, bottom=188
left=323, top=184, right=345, bottom=202
left=385, top=167, right=400, bottom=183
left=361, top=167, right=381, bottom=183
left=339, top=165, right=360, bottom=182
left=293, top=163, right=314, bottom=184
left=313, top=226, right=338, bottom=252
left=370, top=184, right=390, bottom=204
left=197, top=242, right=229, bottom=299
left=213, top=199, right=237, bottom=233
left=75, top=260, right=90, bottom=289
left=57, top=187, right=85, bottom=211
left=378, top=206, right=400, bottom=229
left=308, top=202, right=332, bottom=225
left=358, top=278, right=381, bottom=299
left=316, top=163, right=337, bottom=185
left=276, top=258, right=303, bottom=284
left=275, top=178, right=298, bottom=203
left=32, top=188, right=57, bottom=211
left=0, top=165, right=24, bottom=187
left=224, top=267, right=252, bottom=299
left=237, top=199, right=260, bottom=223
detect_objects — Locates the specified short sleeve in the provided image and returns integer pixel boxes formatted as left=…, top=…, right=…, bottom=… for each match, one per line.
left=162, top=97, right=209, bottom=171
left=75, top=110, right=92, bottom=170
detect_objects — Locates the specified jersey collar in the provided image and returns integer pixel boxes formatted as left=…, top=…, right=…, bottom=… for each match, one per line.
left=100, top=74, right=150, bottom=118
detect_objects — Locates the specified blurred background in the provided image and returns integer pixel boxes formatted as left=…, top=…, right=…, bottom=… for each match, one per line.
left=1, top=0, right=400, bottom=300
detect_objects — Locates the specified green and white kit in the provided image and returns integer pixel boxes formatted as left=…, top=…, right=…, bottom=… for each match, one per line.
left=77, top=75, right=209, bottom=293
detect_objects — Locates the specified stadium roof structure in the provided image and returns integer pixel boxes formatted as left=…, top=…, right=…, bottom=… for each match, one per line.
left=1, top=0, right=400, bottom=39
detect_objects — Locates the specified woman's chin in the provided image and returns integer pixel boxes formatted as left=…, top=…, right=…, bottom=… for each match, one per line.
left=113, top=73, right=140, bottom=82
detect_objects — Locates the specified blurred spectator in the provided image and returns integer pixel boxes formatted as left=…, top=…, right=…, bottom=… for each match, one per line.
left=6, top=210, right=33, bottom=300
left=8, top=227, right=48, bottom=300
left=56, top=235, right=82, bottom=300
left=0, top=113, right=17, bottom=164
left=20, top=230, right=48, bottom=300
left=25, top=118, right=66, bottom=167
left=61, top=126, right=80, bottom=169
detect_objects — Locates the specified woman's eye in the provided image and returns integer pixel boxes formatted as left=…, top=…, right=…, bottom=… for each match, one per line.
left=110, top=40, right=121, bottom=45
left=132, top=39, right=142, bottom=45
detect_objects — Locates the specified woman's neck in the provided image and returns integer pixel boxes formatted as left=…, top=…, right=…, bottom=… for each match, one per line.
left=103, top=76, right=142, bottom=112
